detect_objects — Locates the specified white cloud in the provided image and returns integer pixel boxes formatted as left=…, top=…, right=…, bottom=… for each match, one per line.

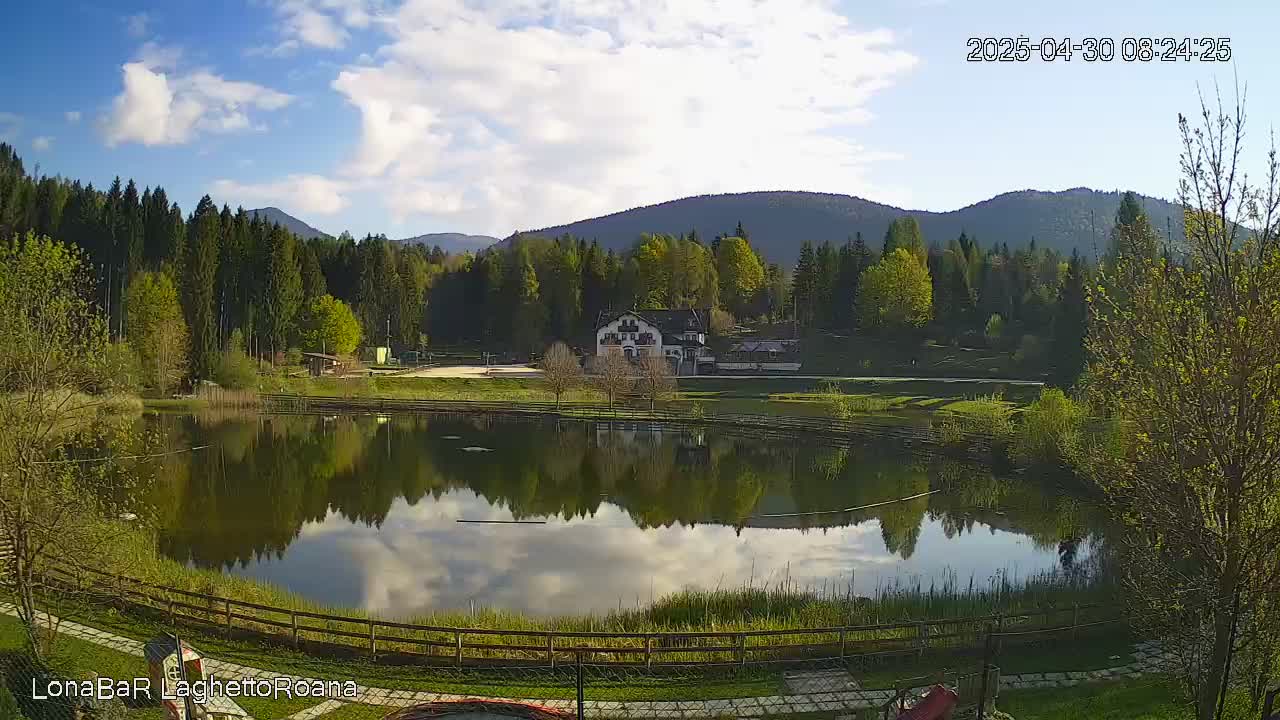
left=125, top=12, right=150, bottom=38
left=238, top=0, right=916, bottom=234
left=65, top=111, right=81, bottom=123
left=266, top=0, right=383, bottom=53
left=32, top=136, right=52, bottom=151
left=101, top=45, right=294, bottom=147
left=210, top=174, right=352, bottom=214
left=0, top=112, right=18, bottom=141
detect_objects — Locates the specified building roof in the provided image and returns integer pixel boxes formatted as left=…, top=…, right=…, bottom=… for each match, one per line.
left=728, top=340, right=797, bottom=353
left=596, top=309, right=709, bottom=335
left=301, top=352, right=343, bottom=362
left=662, top=334, right=705, bottom=347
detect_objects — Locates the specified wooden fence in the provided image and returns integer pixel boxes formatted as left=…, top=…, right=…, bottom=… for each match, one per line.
left=43, top=563, right=1117, bottom=669
left=259, top=395, right=996, bottom=459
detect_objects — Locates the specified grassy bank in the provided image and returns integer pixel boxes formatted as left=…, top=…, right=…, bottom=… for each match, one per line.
left=223, top=374, right=1039, bottom=420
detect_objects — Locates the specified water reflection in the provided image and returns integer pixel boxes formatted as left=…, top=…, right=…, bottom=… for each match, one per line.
left=137, top=413, right=1102, bottom=617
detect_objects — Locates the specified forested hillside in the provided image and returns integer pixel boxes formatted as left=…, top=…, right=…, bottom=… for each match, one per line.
left=3, top=140, right=1173, bottom=390
left=523, top=189, right=1184, bottom=263
left=248, top=207, right=332, bottom=240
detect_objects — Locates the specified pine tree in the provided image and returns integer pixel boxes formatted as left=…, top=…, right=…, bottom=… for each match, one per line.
left=118, top=180, right=145, bottom=336
left=300, top=242, right=327, bottom=300
left=184, top=195, right=221, bottom=378
left=792, top=242, right=816, bottom=327
left=143, top=186, right=171, bottom=267
left=1051, top=250, right=1088, bottom=387
left=102, top=177, right=124, bottom=338
left=260, top=224, right=303, bottom=358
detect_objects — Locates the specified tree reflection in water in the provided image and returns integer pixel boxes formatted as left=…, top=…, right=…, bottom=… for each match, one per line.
left=130, top=413, right=1106, bottom=614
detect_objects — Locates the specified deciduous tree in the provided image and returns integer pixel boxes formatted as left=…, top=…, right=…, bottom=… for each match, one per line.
left=856, top=248, right=933, bottom=330
left=1083, top=95, right=1280, bottom=719
left=588, top=348, right=632, bottom=412
left=125, top=270, right=187, bottom=394
left=300, top=294, right=362, bottom=356
left=541, top=341, right=582, bottom=409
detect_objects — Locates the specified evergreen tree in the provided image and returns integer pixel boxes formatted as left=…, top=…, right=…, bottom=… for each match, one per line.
left=260, top=224, right=303, bottom=358
left=143, top=186, right=171, bottom=267
left=1050, top=250, right=1088, bottom=387
left=300, top=241, right=327, bottom=300
left=184, top=195, right=221, bottom=378
left=792, top=242, right=816, bottom=327
left=509, top=245, right=545, bottom=353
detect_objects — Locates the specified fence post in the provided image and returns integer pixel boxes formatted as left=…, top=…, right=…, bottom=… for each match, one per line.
left=454, top=631, right=463, bottom=667
left=839, top=628, right=847, bottom=659
left=290, top=611, right=298, bottom=648
left=976, top=625, right=994, bottom=720
left=645, top=634, right=652, bottom=669
left=369, top=618, right=377, bottom=657
left=547, top=633, right=554, bottom=668
left=917, top=622, right=928, bottom=659
left=226, top=600, right=232, bottom=637
left=737, top=633, right=747, bottom=666
left=1071, top=603, right=1080, bottom=641
left=167, top=596, right=174, bottom=626
left=575, top=651, right=585, bottom=720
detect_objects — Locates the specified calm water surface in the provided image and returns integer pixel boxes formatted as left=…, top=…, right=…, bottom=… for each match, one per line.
left=138, top=413, right=1101, bottom=618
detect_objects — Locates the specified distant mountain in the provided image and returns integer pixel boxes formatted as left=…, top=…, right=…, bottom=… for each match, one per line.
left=520, top=189, right=1185, bottom=262
left=392, top=232, right=501, bottom=253
left=248, top=207, right=332, bottom=240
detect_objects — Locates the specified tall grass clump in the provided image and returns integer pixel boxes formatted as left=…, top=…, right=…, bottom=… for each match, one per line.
left=817, top=380, right=891, bottom=418
left=936, top=393, right=1014, bottom=455
left=1012, top=388, right=1086, bottom=467
left=212, top=329, right=258, bottom=390
left=194, top=384, right=260, bottom=409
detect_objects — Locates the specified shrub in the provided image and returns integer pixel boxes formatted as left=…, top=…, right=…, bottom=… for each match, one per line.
left=984, top=314, right=1004, bottom=346
left=283, top=347, right=304, bottom=366
left=709, top=307, right=735, bottom=336
left=0, top=683, right=25, bottom=719
left=1013, top=334, right=1043, bottom=367
left=97, top=341, right=142, bottom=393
left=1013, top=388, right=1086, bottom=466
left=214, top=345, right=258, bottom=390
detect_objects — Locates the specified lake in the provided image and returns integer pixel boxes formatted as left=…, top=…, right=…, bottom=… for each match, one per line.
left=134, top=412, right=1102, bottom=618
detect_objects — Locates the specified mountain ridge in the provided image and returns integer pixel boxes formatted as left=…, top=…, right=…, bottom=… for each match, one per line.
left=515, top=188, right=1184, bottom=262
left=248, top=207, right=333, bottom=241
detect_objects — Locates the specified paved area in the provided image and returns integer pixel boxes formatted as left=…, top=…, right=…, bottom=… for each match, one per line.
left=1, top=603, right=1170, bottom=719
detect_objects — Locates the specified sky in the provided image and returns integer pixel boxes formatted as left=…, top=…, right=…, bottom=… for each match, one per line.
left=2, top=0, right=1277, bottom=240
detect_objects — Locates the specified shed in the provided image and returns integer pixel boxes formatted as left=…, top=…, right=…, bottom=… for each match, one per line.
left=302, top=352, right=346, bottom=377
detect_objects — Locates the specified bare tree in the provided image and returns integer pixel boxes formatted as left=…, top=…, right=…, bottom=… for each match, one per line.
left=1083, top=88, right=1280, bottom=719
left=587, top=348, right=633, bottom=413
left=541, top=341, right=582, bottom=410
left=0, top=234, right=153, bottom=660
left=636, top=354, right=676, bottom=410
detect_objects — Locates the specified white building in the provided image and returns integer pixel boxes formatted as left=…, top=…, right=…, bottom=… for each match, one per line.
left=594, top=309, right=716, bottom=375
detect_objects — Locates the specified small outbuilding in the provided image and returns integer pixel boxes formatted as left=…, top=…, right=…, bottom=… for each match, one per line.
left=302, top=352, right=347, bottom=377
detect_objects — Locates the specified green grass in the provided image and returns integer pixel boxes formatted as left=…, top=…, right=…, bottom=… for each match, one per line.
left=854, top=626, right=1136, bottom=690
left=322, top=703, right=392, bottom=720
left=794, top=333, right=1034, bottom=379
left=993, top=677, right=1280, bottom=720
left=0, top=613, right=305, bottom=720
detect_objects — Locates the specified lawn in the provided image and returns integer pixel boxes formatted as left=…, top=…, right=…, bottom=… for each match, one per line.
left=0, top=613, right=313, bottom=719
left=190, top=374, right=1040, bottom=422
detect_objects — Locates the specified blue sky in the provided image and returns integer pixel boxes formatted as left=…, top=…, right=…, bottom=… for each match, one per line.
left=2, top=0, right=1276, bottom=241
